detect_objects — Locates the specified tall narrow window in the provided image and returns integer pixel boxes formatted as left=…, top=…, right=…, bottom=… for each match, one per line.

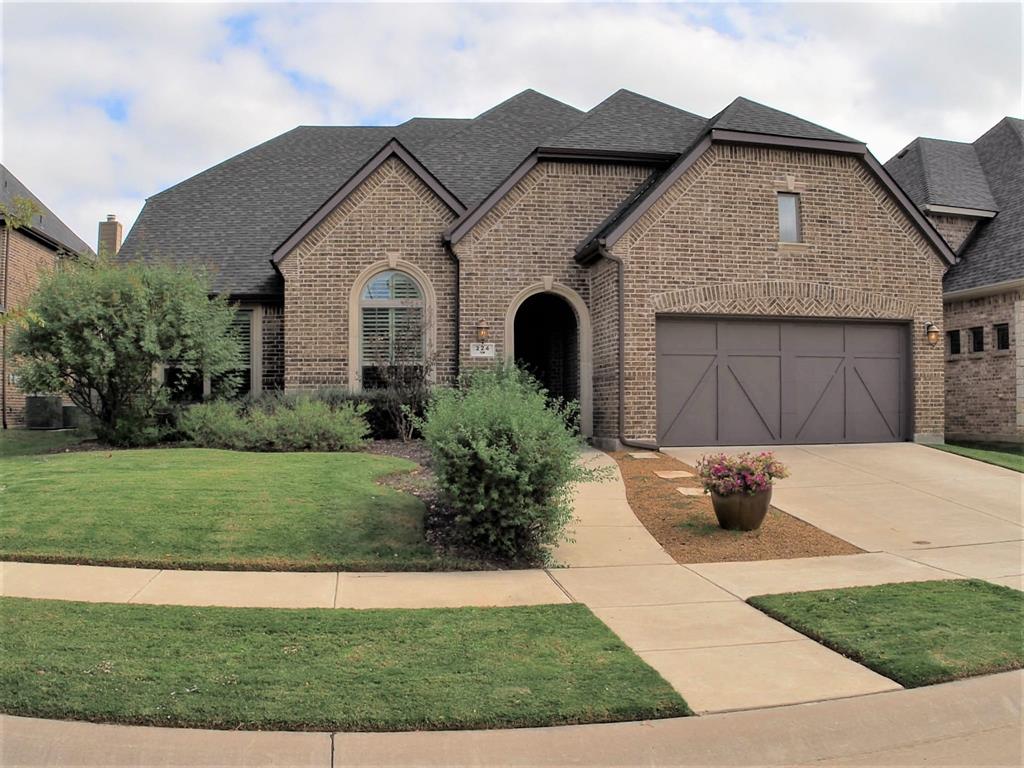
left=360, top=270, right=425, bottom=389
left=778, top=193, right=801, bottom=243
left=969, top=326, right=985, bottom=353
left=946, top=330, right=961, bottom=356
left=212, top=308, right=254, bottom=398
left=995, top=323, right=1010, bottom=351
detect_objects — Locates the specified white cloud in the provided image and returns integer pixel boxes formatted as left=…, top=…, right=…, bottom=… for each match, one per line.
left=2, top=1, right=1020, bottom=249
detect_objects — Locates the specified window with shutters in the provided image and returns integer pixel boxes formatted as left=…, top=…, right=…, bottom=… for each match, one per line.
left=212, top=309, right=254, bottom=397
left=360, top=270, right=425, bottom=389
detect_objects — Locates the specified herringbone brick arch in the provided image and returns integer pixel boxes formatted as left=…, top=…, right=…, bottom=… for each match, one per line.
left=651, top=281, right=915, bottom=320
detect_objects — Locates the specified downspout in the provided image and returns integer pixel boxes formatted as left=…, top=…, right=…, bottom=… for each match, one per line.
left=592, top=240, right=658, bottom=452
left=443, top=238, right=460, bottom=382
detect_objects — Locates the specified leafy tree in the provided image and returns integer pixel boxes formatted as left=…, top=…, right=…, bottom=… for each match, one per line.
left=8, top=258, right=242, bottom=444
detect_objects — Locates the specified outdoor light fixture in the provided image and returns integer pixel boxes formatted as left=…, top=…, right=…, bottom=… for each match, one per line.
left=476, top=319, right=490, bottom=342
left=925, top=322, right=941, bottom=346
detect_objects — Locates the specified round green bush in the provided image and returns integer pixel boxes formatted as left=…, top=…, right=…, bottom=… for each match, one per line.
left=420, top=366, right=596, bottom=563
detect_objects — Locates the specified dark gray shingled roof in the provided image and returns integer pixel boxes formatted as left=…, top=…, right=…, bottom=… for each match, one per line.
left=943, top=117, right=1023, bottom=293
left=121, top=90, right=869, bottom=296
left=544, top=89, right=706, bottom=154
left=122, top=118, right=469, bottom=295
left=1, top=164, right=92, bottom=256
left=884, top=138, right=998, bottom=212
left=416, top=89, right=584, bottom=207
left=709, top=97, right=859, bottom=143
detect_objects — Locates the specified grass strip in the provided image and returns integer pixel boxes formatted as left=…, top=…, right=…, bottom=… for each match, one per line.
left=0, top=447, right=482, bottom=571
left=930, top=441, right=1023, bottom=473
left=0, top=599, right=689, bottom=731
left=749, top=579, right=1024, bottom=687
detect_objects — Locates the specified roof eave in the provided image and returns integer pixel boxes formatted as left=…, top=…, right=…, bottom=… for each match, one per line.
left=1, top=217, right=89, bottom=257
left=921, top=204, right=998, bottom=219
left=944, top=277, right=1024, bottom=301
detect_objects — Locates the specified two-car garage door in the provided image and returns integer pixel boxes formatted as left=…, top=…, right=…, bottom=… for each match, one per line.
left=656, top=318, right=910, bottom=446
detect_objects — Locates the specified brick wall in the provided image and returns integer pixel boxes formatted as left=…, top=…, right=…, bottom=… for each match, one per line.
left=452, top=160, right=653, bottom=435
left=609, top=143, right=948, bottom=443
left=926, top=213, right=976, bottom=252
left=277, top=157, right=459, bottom=390
left=261, top=303, right=284, bottom=391
left=454, top=161, right=652, bottom=362
left=591, top=257, right=621, bottom=438
left=943, top=289, right=1022, bottom=441
left=1, top=228, right=60, bottom=426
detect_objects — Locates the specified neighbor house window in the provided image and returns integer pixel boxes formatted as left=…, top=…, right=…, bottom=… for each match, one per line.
left=946, top=330, right=961, bottom=356
left=969, top=326, right=985, bottom=353
left=995, top=323, right=1010, bottom=351
left=360, top=270, right=425, bottom=389
left=213, top=309, right=254, bottom=398
left=777, top=193, right=801, bottom=243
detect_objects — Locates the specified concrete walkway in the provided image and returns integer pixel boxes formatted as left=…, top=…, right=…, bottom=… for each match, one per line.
left=665, top=442, right=1024, bottom=591
left=3, top=670, right=1019, bottom=767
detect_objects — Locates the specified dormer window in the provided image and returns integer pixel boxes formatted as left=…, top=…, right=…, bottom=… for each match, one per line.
left=778, top=193, right=802, bottom=243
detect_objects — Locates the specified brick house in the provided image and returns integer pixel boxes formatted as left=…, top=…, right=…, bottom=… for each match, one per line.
left=886, top=117, right=1023, bottom=443
left=121, top=89, right=958, bottom=448
left=0, top=164, right=92, bottom=428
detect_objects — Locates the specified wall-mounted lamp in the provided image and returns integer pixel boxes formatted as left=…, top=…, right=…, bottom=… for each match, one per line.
left=925, top=322, right=941, bottom=346
left=476, top=319, right=491, bottom=343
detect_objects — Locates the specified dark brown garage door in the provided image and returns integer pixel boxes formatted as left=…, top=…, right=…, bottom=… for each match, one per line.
left=656, top=318, right=909, bottom=446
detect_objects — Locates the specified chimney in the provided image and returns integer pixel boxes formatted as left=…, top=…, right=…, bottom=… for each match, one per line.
left=98, top=213, right=122, bottom=256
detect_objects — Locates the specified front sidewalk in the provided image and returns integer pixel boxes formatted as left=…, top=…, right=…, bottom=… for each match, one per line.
left=3, top=671, right=1020, bottom=767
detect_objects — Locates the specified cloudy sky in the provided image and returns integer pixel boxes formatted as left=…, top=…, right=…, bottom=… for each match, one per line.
left=2, top=1, right=1021, bottom=249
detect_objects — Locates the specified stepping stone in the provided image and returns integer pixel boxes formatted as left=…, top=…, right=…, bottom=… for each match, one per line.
left=676, top=487, right=704, bottom=496
left=628, top=452, right=659, bottom=460
left=655, top=470, right=693, bottom=479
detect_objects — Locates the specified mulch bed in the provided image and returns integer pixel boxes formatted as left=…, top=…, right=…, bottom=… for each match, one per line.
left=610, top=451, right=862, bottom=563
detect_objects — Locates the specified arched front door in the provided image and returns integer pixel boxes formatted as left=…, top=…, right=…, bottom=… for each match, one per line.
left=513, top=292, right=580, bottom=404
left=505, top=283, right=593, bottom=437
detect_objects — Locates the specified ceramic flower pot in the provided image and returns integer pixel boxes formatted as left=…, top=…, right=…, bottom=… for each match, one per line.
left=710, top=488, right=772, bottom=531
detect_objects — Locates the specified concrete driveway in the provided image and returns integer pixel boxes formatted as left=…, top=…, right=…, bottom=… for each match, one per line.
left=664, top=443, right=1023, bottom=587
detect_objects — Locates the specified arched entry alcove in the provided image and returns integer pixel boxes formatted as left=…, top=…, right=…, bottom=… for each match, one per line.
left=505, top=282, right=593, bottom=436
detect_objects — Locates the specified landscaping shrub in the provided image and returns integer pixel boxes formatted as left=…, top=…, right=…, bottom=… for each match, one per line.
left=266, top=399, right=369, bottom=452
left=244, top=388, right=406, bottom=440
left=8, top=257, right=242, bottom=446
left=420, top=366, right=598, bottom=562
left=178, top=400, right=252, bottom=450
left=180, top=397, right=369, bottom=452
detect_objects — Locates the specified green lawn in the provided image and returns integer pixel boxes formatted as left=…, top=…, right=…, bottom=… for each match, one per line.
left=0, top=447, right=472, bottom=571
left=0, top=428, right=90, bottom=458
left=931, top=441, right=1023, bottom=473
left=0, top=598, right=689, bottom=731
left=749, top=580, right=1024, bottom=687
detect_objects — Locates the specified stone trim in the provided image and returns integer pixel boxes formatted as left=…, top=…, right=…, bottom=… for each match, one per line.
left=651, top=281, right=916, bottom=319
left=504, top=281, right=593, bottom=437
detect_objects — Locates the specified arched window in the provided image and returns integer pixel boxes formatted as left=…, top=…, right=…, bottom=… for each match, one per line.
left=359, top=270, right=425, bottom=389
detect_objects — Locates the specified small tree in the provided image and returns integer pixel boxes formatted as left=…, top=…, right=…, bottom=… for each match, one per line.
left=9, top=257, right=242, bottom=445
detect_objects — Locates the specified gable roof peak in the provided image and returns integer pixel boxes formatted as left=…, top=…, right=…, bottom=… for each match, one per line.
left=474, top=88, right=581, bottom=120
left=711, top=96, right=859, bottom=143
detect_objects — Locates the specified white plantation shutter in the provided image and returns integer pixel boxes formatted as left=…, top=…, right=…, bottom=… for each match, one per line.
left=360, top=271, right=425, bottom=377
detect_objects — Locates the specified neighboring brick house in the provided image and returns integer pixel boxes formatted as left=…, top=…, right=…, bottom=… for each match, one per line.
left=887, top=117, right=1023, bottom=443
left=0, top=164, right=92, bottom=428
left=121, top=89, right=958, bottom=447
